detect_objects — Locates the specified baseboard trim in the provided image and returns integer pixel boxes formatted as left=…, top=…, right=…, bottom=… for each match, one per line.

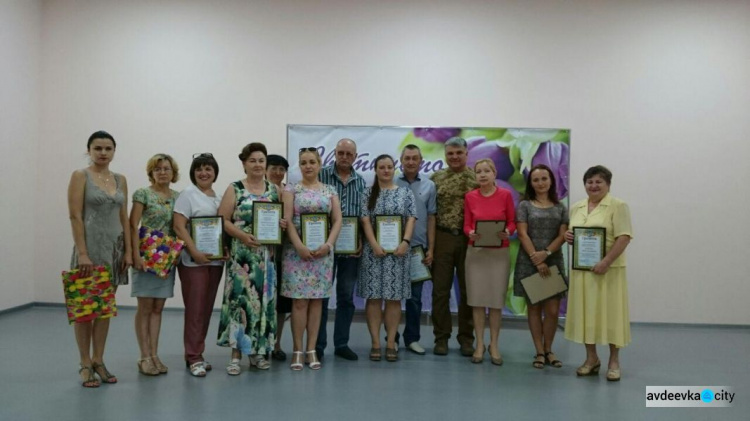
left=0, top=302, right=35, bottom=316
left=7, top=302, right=749, bottom=329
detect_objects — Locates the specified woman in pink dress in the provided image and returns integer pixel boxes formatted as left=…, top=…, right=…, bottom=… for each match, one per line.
left=281, top=148, right=342, bottom=370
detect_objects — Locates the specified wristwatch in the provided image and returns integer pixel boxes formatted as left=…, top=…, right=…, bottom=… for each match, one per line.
left=544, top=248, right=552, bottom=256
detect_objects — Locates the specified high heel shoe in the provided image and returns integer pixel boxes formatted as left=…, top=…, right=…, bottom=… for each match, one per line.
left=576, top=361, right=601, bottom=376
left=369, top=347, right=382, bottom=361
left=544, top=351, right=562, bottom=368
left=290, top=351, right=303, bottom=371
left=606, top=367, right=621, bottom=381
left=305, top=350, right=321, bottom=370
left=488, top=345, right=503, bottom=366
left=532, top=353, right=546, bottom=369
left=385, top=347, right=398, bottom=362
left=151, top=356, right=168, bottom=374
left=92, top=362, right=118, bottom=383
left=471, top=346, right=486, bottom=364
left=79, top=365, right=100, bottom=388
left=137, top=358, right=159, bottom=376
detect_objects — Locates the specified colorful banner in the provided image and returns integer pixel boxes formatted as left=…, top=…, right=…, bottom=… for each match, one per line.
left=287, top=125, right=570, bottom=316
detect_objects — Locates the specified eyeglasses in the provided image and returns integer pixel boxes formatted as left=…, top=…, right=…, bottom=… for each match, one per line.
left=299, top=147, right=318, bottom=153
left=192, top=153, right=214, bottom=159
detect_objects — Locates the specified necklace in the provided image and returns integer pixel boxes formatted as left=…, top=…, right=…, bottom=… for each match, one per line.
left=93, top=169, right=114, bottom=184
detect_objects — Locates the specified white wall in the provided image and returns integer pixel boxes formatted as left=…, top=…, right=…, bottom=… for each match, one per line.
left=29, top=0, right=750, bottom=324
left=0, top=0, right=41, bottom=311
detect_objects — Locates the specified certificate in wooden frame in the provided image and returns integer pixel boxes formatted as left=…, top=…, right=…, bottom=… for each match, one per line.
left=253, top=202, right=283, bottom=245
left=375, top=215, right=402, bottom=253
left=190, top=216, right=224, bottom=260
left=301, top=213, right=329, bottom=250
left=572, top=227, right=606, bottom=271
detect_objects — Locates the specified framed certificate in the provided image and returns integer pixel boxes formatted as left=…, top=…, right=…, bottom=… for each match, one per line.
left=301, top=213, right=328, bottom=250
left=572, top=227, right=606, bottom=271
left=335, top=216, right=358, bottom=254
left=375, top=215, right=402, bottom=253
left=409, top=245, right=431, bottom=283
left=253, top=202, right=283, bottom=245
left=473, top=220, right=506, bottom=247
left=190, top=216, right=224, bottom=259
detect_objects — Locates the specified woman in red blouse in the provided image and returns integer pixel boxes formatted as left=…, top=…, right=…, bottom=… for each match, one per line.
left=463, top=159, right=516, bottom=365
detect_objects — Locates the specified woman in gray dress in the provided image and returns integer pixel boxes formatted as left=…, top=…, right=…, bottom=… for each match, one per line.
left=129, top=154, right=180, bottom=376
left=67, top=131, right=132, bottom=387
left=514, top=164, right=569, bottom=369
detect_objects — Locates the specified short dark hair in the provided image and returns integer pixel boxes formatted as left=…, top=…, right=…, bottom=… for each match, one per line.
left=87, top=130, right=116, bottom=149
left=523, top=164, right=559, bottom=204
left=400, top=144, right=422, bottom=158
left=239, top=143, right=268, bottom=162
left=583, top=165, right=612, bottom=185
left=267, top=154, right=289, bottom=169
left=189, top=154, right=220, bottom=185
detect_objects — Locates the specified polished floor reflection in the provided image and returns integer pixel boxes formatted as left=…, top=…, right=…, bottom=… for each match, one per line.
left=0, top=306, right=746, bottom=421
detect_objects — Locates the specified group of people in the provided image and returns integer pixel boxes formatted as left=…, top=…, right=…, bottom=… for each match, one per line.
left=68, top=131, right=632, bottom=388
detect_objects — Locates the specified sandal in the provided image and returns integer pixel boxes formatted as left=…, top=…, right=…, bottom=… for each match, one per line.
left=290, top=351, right=303, bottom=371
left=385, top=347, right=398, bottom=362
left=92, top=362, right=118, bottom=383
left=606, top=367, right=621, bottom=382
left=226, top=358, right=241, bottom=376
left=79, top=365, right=100, bottom=388
left=305, top=350, right=321, bottom=370
left=151, top=356, right=168, bottom=374
left=576, top=360, right=601, bottom=376
left=369, top=347, right=382, bottom=362
left=137, top=358, right=159, bottom=376
left=544, top=352, right=562, bottom=368
left=185, top=360, right=212, bottom=371
left=532, top=353, right=546, bottom=369
left=249, top=354, right=271, bottom=370
left=188, top=362, right=207, bottom=377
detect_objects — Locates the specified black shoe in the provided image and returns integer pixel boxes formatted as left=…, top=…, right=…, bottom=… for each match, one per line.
left=334, top=346, right=359, bottom=361
left=315, top=348, right=324, bottom=362
left=271, top=349, right=286, bottom=361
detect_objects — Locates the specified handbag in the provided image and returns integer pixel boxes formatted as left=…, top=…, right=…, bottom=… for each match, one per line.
left=61, top=265, right=117, bottom=324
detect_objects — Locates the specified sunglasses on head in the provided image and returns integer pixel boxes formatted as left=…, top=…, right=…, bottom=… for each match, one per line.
left=192, top=153, right=214, bottom=159
left=299, top=147, right=318, bottom=153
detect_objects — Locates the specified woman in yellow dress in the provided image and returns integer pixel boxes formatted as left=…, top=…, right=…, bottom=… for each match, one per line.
left=564, top=165, right=632, bottom=382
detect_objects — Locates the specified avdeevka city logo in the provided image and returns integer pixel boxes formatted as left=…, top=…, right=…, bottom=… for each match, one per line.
left=645, top=386, right=735, bottom=407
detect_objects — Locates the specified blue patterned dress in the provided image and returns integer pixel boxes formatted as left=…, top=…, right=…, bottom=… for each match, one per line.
left=357, top=186, right=417, bottom=300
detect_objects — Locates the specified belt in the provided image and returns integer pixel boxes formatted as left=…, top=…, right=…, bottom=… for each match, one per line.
left=436, top=226, right=462, bottom=236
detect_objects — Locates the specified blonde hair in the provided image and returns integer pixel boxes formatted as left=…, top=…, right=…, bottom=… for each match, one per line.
left=473, top=158, right=497, bottom=175
left=146, top=153, right=180, bottom=183
left=299, top=148, right=322, bottom=165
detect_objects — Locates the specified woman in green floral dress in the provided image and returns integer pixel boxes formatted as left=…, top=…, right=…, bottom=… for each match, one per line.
left=217, top=143, right=284, bottom=375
